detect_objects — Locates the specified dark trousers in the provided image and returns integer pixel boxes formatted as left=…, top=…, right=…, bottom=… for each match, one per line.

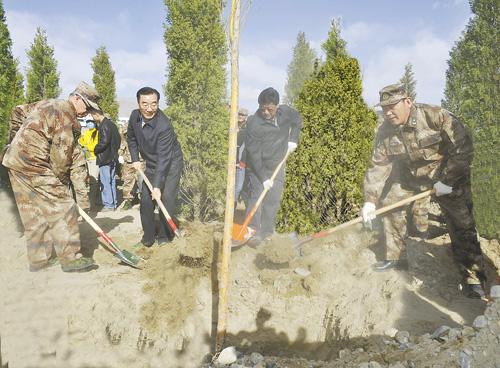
left=246, top=168, right=285, bottom=238
left=140, top=159, right=183, bottom=244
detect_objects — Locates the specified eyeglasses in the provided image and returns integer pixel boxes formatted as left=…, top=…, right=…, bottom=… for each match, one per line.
left=140, top=102, right=158, bottom=110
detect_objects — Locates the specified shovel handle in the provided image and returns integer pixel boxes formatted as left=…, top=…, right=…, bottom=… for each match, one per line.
left=238, top=150, right=291, bottom=237
left=77, top=206, right=120, bottom=253
left=306, top=189, right=435, bottom=241
left=137, top=168, right=181, bottom=238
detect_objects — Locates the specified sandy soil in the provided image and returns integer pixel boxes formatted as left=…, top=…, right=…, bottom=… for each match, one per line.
left=0, top=189, right=498, bottom=368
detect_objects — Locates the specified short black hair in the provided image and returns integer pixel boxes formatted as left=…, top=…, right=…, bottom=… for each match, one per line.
left=258, top=87, right=279, bottom=105
left=136, top=87, right=160, bottom=102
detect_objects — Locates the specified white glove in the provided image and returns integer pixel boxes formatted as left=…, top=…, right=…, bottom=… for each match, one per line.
left=118, top=155, right=125, bottom=164
left=361, top=202, right=376, bottom=228
left=287, top=141, right=298, bottom=153
left=263, top=179, right=274, bottom=190
left=434, top=181, right=453, bottom=197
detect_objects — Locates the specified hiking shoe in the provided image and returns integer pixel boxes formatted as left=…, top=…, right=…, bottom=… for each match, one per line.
left=372, top=259, right=409, bottom=272
left=29, top=257, right=59, bottom=272
left=120, top=200, right=134, bottom=211
left=61, top=257, right=97, bottom=272
left=463, top=283, right=486, bottom=299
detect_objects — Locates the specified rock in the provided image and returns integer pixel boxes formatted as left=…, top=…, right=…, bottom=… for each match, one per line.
left=447, top=328, right=462, bottom=341
left=459, top=350, right=472, bottom=368
left=388, top=363, right=406, bottom=368
left=358, top=363, right=370, bottom=368
left=339, top=348, right=351, bottom=359
left=472, top=315, right=488, bottom=329
left=229, top=365, right=244, bottom=368
left=395, top=330, right=410, bottom=344
left=369, top=362, right=382, bottom=368
left=431, top=325, right=451, bottom=340
left=384, top=327, right=398, bottom=337
left=490, top=285, right=500, bottom=300
left=250, top=352, right=264, bottom=364
left=216, top=346, right=239, bottom=365
left=294, top=267, right=311, bottom=277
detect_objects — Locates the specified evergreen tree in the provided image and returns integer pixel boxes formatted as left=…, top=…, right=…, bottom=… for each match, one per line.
left=25, top=27, right=61, bottom=103
left=399, top=62, right=417, bottom=101
left=91, top=46, right=119, bottom=122
left=442, top=0, right=499, bottom=238
left=164, top=0, right=228, bottom=221
left=277, top=22, right=377, bottom=234
left=284, top=31, right=317, bottom=106
left=0, top=0, right=24, bottom=149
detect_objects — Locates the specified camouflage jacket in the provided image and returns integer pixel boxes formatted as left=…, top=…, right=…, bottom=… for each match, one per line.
left=2, top=99, right=81, bottom=185
left=364, top=103, right=474, bottom=203
left=70, top=145, right=90, bottom=209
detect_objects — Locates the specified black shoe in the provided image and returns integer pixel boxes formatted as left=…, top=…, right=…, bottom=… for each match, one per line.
left=463, top=283, right=486, bottom=299
left=247, top=236, right=262, bottom=248
left=157, top=238, right=171, bottom=247
left=372, top=259, right=409, bottom=272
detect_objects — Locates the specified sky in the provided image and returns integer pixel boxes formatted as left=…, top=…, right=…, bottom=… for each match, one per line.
left=3, top=0, right=472, bottom=118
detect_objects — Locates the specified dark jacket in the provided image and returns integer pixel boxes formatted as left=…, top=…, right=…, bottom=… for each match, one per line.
left=236, top=125, right=247, bottom=165
left=94, top=118, right=121, bottom=167
left=245, top=105, right=302, bottom=182
left=127, top=109, right=183, bottom=188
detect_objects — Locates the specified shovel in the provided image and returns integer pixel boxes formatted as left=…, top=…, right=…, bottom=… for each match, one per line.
left=232, top=150, right=291, bottom=246
left=296, top=189, right=435, bottom=246
left=137, top=168, right=181, bottom=238
left=77, top=206, right=143, bottom=268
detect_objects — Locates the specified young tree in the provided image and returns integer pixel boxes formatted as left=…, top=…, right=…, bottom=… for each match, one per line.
left=25, top=27, right=61, bottom=103
left=284, top=31, right=317, bottom=106
left=399, top=62, right=417, bottom=101
left=277, top=21, right=377, bottom=234
left=164, top=0, right=228, bottom=221
left=0, top=0, right=24, bottom=149
left=91, top=46, right=119, bottom=122
left=442, top=0, right=499, bottom=238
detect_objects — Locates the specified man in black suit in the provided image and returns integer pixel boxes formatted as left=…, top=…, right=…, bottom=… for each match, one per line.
left=127, top=87, right=184, bottom=247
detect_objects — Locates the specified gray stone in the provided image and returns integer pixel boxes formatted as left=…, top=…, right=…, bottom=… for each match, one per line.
left=358, top=363, right=370, bottom=368
left=459, top=351, right=472, bottom=368
left=250, top=352, right=264, bottom=364
left=216, top=346, right=239, bottom=365
left=369, top=362, right=382, bottom=368
left=395, top=330, right=410, bottom=344
left=490, top=285, right=500, bottom=300
left=229, top=365, right=245, bottom=368
left=431, top=325, right=451, bottom=339
left=388, top=363, right=406, bottom=368
left=472, top=315, right=488, bottom=329
left=339, top=348, right=351, bottom=359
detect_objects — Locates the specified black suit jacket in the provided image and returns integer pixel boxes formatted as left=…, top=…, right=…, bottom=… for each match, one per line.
left=94, top=118, right=121, bottom=167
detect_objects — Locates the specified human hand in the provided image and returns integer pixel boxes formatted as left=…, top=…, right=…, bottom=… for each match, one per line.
left=263, top=179, right=274, bottom=191
left=152, top=188, right=162, bottom=201
left=361, top=202, right=376, bottom=229
left=433, top=181, right=453, bottom=197
left=287, top=141, right=298, bottom=153
left=118, top=156, right=125, bottom=164
left=132, top=161, right=142, bottom=171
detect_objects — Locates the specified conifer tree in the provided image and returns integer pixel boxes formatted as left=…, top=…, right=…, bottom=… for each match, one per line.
left=91, top=46, right=119, bottom=122
left=399, top=62, right=417, bottom=101
left=284, top=31, right=317, bottom=106
left=25, top=27, right=61, bottom=103
left=277, top=21, right=377, bottom=234
left=0, top=0, right=24, bottom=149
left=164, top=0, right=228, bottom=221
left=443, top=0, right=499, bottom=238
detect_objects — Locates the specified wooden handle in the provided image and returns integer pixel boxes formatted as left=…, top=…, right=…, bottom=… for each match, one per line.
left=77, top=205, right=119, bottom=253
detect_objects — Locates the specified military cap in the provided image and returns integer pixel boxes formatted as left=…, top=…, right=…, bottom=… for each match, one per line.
left=376, top=83, right=408, bottom=107
left=71, top=81, right=102, bottom=112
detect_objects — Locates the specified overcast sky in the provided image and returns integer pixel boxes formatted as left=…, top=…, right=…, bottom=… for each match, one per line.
left=3, top=0, right=471, bottom=118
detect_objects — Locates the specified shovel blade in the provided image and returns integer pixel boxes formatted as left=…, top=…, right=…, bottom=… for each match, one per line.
left=114, top=250, right=142, bottom=269
left=232, top=223, right=248, bottom=242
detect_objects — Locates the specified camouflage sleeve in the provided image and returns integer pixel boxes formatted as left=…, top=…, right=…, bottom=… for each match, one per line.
left=432, top=109, right=473, bottom=186
left=363, top=132, right=393, bottom=203
left=50, top=118, right=76, bottom=185
left=70, top=146, right=90, bottom=209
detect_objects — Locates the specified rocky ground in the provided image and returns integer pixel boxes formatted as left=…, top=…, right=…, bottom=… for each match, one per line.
left=0, top=186, right=499, bottom=368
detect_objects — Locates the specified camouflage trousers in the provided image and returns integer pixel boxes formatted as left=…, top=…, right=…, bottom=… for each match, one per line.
left=120, top=161, right=144, bottom=200
left=8, top=170, right=81, bottom=269
left=86, top=159, right=100, bottom=209
left=381, top=180, right=484, bottom=284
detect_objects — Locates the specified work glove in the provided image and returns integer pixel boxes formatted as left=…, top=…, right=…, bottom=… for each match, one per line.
left=287, top=141, right=298, bottom=153
left=118, top=155, right=125, bottom=164
left=263, top=179, right=274, bottom=191
left=361, top=202, right=376, bottom=230
left=434, top=181, right=453, bottom=197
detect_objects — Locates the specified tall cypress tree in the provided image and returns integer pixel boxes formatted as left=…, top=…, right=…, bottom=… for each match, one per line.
left=399, top=62, right=417, bottom=101
left=277, top=21, right=377, bottom=234
left=442, top=0, right=499, bottom=238
left=0, top=0, right=24, bottom=149
left=91, top=46, right=119, bottom=122
left=284, top=31, right=317, bottom=106
left=164, top=0, right=228, bottom=221
left=25, top=27, right=61, bottom=103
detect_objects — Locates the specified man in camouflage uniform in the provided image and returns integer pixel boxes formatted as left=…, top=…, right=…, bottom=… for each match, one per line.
left=362, top=84, right=486, bottom=298
left=70, top=145, right=90, bottom=211
left=2, top=81, right=100, bottom=272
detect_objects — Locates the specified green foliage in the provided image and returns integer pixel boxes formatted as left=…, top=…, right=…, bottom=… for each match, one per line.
left=442, top=0, right=499, bottom=238
left=284, top=31, right=317, bottom=106
left=164, top=0, right=228, bottom=221
left=0, top=0, right=24, bottom=150
left=277, top=26, right=377, bottom=234
left=399, top=62, right=417, bottom=101
left=322, top=18, right=347, bottom=60
left=25, top=27, right=60, bottom=103
left=91, top=46, right=119, bottom=122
